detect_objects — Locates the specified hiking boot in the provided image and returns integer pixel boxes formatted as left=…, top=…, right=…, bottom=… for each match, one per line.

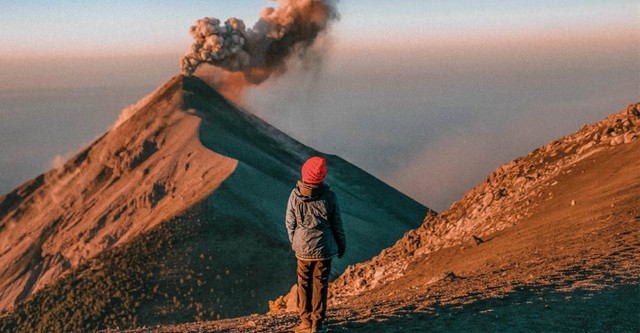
left=293, top=321, right=312, bottom=333
left=312, top=322, right=328, bottom=333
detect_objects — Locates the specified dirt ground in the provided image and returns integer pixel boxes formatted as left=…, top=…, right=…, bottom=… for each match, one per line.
left=122, top=133, right=640, bottom=332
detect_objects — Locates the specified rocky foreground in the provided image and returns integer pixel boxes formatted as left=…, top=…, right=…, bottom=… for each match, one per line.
left=118, top=105, right=640, bottom=332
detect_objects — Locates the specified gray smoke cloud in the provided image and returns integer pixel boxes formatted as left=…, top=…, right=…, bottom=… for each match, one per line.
left=180, top=0, right=338, bottom=87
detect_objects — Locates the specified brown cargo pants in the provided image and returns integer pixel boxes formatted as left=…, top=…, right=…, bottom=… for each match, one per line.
left=297, top=259, right=332, bottom=325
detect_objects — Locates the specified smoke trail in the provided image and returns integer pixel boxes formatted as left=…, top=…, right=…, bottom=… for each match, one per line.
left=180, top=0, right=337, bottom=88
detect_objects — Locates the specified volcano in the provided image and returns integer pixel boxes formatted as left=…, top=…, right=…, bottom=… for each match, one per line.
left=112, top=105, right=639, bottom=333
left=0, top=75, right=427, bottom=331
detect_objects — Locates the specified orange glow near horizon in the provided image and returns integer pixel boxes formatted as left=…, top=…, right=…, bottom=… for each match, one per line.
left=334, top=22, right=637, bottom=55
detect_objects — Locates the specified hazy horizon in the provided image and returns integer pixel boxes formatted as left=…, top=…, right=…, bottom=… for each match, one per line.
left=1, top=0, right=638, bottom=211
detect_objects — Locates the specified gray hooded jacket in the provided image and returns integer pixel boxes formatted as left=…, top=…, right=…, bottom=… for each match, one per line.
left=286, top=181, right=346, bottom=260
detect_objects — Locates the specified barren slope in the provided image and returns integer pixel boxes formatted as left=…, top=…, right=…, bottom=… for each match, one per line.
left=0, top=76, right=238, bottom=311
left=0, top=75, right=426, bottom=332
left=131, top=104, right=640, bottom=332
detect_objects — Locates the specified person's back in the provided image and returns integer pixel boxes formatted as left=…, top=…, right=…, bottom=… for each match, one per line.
left=285, top=156, right=346, bottom=333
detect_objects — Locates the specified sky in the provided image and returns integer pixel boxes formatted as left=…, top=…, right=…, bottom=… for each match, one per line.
left=0, top=0, right=638, bottom=211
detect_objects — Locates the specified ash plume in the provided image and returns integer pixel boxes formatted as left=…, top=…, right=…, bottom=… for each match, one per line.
left=180, top=0, right=337, bottom=89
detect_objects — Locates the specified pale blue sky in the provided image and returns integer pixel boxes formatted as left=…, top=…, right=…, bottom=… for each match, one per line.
left=0, top=1, right=635, bottom=58
left=0, top=1, right=638, bottom=210
left=0, top=0, right=259, bottom=57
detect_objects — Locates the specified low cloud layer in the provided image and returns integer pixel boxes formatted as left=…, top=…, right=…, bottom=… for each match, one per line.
left=247, top=30, right=639, bottom=211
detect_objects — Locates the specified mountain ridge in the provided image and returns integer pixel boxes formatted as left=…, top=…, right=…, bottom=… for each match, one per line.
left=0, top=75, right=427, bottom=332
left=0, top=75, right=239, bottom=311
left=328, top=102, right=640, bottom=299
left=158, top=102, right=639, bottom=332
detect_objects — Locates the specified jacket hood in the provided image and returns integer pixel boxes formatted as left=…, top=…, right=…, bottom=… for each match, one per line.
left=295, top=181, right=327, bottom=200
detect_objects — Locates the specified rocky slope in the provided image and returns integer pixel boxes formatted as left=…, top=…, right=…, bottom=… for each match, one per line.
left=144, top=102, right=639, bottom=332
left=328, top=102, right=640, bottom=299
left=0, top=76, right=237, bottom=312
left=0, top=75, right=427, bottom=332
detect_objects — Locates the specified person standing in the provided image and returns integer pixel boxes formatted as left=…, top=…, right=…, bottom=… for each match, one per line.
left=286, top=156, right=346, bottom=333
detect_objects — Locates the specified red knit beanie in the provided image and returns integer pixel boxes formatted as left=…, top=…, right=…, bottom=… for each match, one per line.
left=301, top=156, right=327, bottom=184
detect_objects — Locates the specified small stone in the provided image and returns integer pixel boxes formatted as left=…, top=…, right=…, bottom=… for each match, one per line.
left=472, top=235, right=485, bottom=245
left=576, top=141, right=594, bottom=154
left=610, top=136, right=624, bottom=146
left=285, top=284, right=298, bottom=312
left=571, top=200, right=576, bottom=206
left=482, top=193, right=494, bottom=207
left=513, top=177, right=527, bottom=188
left=623, top=132, right=636, bottom=143
left=626, top=104, right=636, bottom=115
